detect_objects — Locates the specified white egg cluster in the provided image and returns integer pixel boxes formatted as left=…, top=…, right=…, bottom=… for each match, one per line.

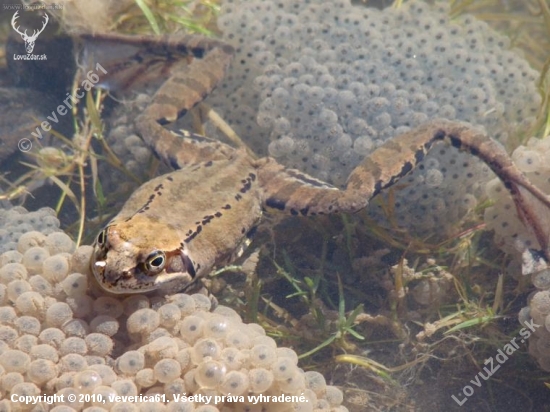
left=202, top=0, right=540, bottom=234
left=518, top=288, right=550, bottom=372
left=473, top=133, right=550, bottom=370
left=481, top=136, right=550, bottom=371
left=102, top=92, right=167, bottom=189
left=0, top=208, right=347, bottom=411
left=483, top=137, right=550, bottom=256
left=0, top=206, right=61, bottom=254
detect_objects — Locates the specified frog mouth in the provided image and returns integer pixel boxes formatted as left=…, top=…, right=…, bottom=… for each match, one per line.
left=92, top=260, right=154, bottom=292
left=92, top=259, right=195, bottom=294
left=91, top=259, right=107, bottom=285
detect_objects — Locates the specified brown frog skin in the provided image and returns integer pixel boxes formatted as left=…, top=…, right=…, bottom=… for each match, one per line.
left=89, top=33, right=550, bottom=295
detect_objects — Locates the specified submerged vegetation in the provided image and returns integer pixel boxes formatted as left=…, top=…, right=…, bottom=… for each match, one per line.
left=0, top=0, right=550, bottom=410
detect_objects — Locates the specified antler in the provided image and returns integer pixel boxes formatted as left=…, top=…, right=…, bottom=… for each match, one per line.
left=11, top=11, right=27, bottom=38
left=11, top=11, right=49, bottom=41
left=32, top=13, right=49, bottom=39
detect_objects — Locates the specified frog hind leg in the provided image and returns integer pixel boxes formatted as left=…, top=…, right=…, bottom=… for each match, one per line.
left=135, top=36, right=236, bottom=168
left=258, top=119, right=550, bottom=259
left=81, top=33, right=236, bottom=168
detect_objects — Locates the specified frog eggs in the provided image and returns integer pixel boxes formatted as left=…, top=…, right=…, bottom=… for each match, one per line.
left=0, top=206, right=347, bottom=410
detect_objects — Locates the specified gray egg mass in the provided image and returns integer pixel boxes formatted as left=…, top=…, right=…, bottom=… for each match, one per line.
left=208, top=0, right=541, bottom=235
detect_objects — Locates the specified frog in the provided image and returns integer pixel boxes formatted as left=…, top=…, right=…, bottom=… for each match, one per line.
left=89, top=33, right=550, bottom=295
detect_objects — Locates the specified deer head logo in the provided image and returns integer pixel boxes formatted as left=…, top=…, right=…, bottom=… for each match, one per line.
left=11, top=11, right=49, bottom=54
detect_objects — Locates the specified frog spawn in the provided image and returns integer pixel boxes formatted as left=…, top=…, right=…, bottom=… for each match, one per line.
left=483, top=137, right=550, bottom=257
left=474, top=136, right=550, bottom=372
left=518, top=245, right=550, bottom=372
left=90, top=0, right=542, bottom=239
left=206, top=0, right=540, bottom=236
left=0, top=207, right=62, bottom=254
left=0, top=207, right=347, bottom=411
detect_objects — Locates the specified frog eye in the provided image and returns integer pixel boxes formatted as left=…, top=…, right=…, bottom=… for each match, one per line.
left=146, top=251, right=166, bottom=273
left=96, top=229, right=107, bottom=247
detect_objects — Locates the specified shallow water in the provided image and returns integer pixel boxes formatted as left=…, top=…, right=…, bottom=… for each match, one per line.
left=1, top=1, right=549, bottom=411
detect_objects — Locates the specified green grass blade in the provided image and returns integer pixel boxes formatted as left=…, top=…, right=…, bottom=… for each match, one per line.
left=134, top=0, right=161, bottom=34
